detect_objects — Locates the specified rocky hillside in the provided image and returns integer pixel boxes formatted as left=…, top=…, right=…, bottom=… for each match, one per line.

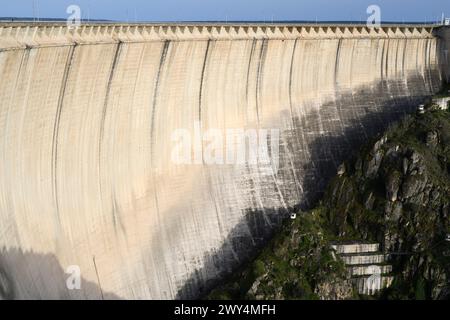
left=208, top=103, right=450, bottom=300
left=207, top=208, right=353, bottom=300
left=326, top=105, right=450, bottom=299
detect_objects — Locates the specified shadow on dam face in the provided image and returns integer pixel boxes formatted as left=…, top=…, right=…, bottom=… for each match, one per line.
left=0, top=247, right=120, bottom=300
left=175, top=75, right=438, bottom=299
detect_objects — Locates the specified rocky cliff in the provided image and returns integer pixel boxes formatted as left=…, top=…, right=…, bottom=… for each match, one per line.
left=208, top=99, right=450, bottom=300
left=326, top=102, right=450, bottom=299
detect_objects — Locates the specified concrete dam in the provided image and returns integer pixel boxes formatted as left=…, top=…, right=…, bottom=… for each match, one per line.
left=0, top=23, right=449, bottom=299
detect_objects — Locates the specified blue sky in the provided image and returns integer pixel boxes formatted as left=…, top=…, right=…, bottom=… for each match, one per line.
left=1, top=0, right=450, bottom=22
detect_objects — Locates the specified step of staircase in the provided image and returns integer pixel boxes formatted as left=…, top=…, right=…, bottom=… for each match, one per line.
left=347, top=264, right=392, bottom=276
left=352, top=275, right=394, bottom=296
left=331, top=241, right=393, bottom=295
left=340, top=252, right=386, bottom=265
left=331, top=243, right=379, bottom=254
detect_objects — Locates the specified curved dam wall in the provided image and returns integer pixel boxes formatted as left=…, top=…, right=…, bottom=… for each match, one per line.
left=437, top=27, right=450, bottom=82
left=0, top=24, right=447, bottom=299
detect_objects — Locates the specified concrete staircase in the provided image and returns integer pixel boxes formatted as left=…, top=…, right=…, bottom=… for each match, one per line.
left=331, top=242, right=393, bottom=295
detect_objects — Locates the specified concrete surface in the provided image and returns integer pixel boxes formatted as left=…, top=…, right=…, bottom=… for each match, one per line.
left=0, top=23, right=448, bottom=299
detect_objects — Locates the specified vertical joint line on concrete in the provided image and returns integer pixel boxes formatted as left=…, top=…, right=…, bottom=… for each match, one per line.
left=287, top=38, right=304, bottom=196
left=402, top=38, right=408, bottom=78
left=98, top=41, right=123, bottom=229
left=255, top=39, right=268, bottom=123
left=385, top=40, right=390, bottom=81
left=334, top=38, right=342, bottom=86
left=246, top=39, right=257, bottom=102
left=99, top=41, right=123, bottom=152
left=52, top=44, right=76, bottom=224
left=93, top=256, right=104, bottom=300
left=198, top=39, right=211, bottom=123
left=381, top=39, right=386, bottom=80
left=288, top=39, right=298, bottom=113
left=150, top=40, right=170, bottom=167
left=394, top=38, right=400, bottom=77
left=426, top=39, right=434, bottom=93
left=198, top=40, right=212, bottom=166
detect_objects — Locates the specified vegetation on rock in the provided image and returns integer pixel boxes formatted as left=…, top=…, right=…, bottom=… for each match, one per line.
left=208, top=101, right=450, bottom=300
left=208, top=209, right=352, bottom=300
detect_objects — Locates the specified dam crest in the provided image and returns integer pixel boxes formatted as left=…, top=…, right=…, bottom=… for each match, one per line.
left=0, top=24, right=440, bottom=49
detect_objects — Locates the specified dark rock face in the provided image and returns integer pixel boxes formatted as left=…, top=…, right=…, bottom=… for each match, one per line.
left=426, top=131, right=439, bottom=148
left=325, top=109, right=450, bottom=299
left=386, top=170, right=401, bottom=202
left=204, top=106, right=450, bottom=301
